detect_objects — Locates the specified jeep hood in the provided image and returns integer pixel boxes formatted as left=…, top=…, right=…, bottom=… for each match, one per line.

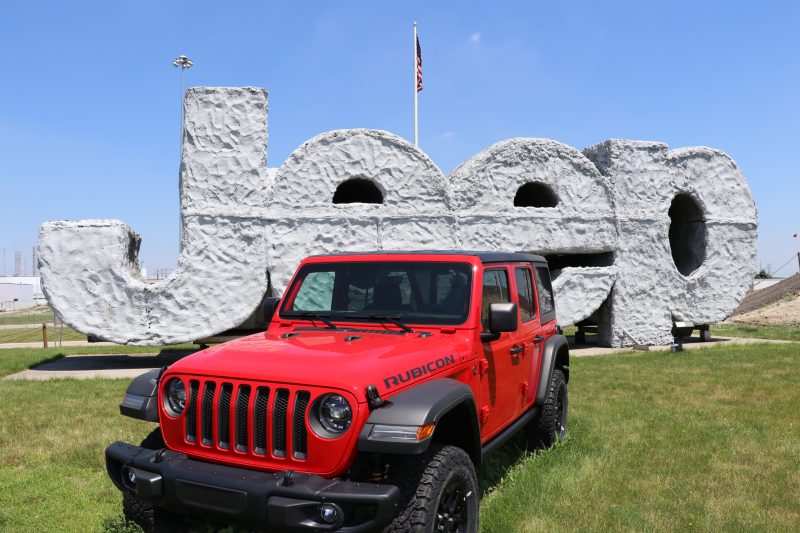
left=166, top=328, right=473, bottom=400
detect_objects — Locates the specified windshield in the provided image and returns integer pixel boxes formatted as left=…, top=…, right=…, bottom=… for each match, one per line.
left=281, top=261, right=472, bottom=326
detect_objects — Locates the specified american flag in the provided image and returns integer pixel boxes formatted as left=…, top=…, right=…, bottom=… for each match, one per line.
left=416, top=35, right=423, bottom=92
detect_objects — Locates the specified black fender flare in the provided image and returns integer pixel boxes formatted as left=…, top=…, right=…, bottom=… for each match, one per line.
left=535, top=334, right=570, bottom=404
left=119, top=368, right=163, bottom=422
left=358, top=378, right=479, bottom=458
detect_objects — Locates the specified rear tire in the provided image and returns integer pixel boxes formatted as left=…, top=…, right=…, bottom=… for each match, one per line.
left=384, top=444, right=479, bottom=533
left=527, top=368, right=568, bottom=448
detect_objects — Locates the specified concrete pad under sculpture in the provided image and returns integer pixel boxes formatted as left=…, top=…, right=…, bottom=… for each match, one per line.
left=38, top=86, right=757, bottom=347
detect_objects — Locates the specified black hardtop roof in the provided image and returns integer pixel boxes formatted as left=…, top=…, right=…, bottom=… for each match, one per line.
left=310, top=250, right=547, bottom=264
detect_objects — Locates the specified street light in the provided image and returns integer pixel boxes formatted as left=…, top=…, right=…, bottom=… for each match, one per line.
left=173, top=55, right=193, bottom=160
left=172, top=55, right=193, bottom=101
left=173, top=55, right=194, bottom=241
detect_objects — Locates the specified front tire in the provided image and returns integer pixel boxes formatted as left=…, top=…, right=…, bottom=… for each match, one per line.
left=122, top=428, right=184, bottom=533
left=527, top=368, right=568, bottom=448
left=384, top=444, right=479, bottom=533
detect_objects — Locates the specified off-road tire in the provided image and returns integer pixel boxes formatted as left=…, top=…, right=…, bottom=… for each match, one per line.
left=384, top=444, right=479, bottom=533
left=122, top=428, right=185, bottom=533
left=527, top=368, right=568, bottom=448
left=139, top=428, right=166, bottom=450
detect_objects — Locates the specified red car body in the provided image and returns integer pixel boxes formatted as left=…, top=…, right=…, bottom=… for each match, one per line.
left=108, top=251, right=568, bottom=532
left=158, top=252, right=558, bottom=477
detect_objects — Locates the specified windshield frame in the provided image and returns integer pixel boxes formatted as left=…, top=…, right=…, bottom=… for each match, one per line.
left=279, top=260, right=474, bottom=327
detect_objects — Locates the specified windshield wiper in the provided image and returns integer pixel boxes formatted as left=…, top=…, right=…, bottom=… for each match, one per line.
left=282, top=312, right=338, bottom=330
left=346, top=314, right=415, bottom=334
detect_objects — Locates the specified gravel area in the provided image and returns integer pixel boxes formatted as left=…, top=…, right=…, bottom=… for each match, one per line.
left=724, top=273, right=800, bottom=326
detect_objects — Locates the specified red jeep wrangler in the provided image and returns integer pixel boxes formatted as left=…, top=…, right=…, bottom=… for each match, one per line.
left=107, top=251, right=569, bottom=532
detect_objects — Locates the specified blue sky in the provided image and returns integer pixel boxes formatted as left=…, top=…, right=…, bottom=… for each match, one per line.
left=0, top=1, right=797, bottom=275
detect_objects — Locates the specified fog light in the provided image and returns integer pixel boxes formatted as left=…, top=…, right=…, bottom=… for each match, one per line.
left=319, top=503, right=338, bottom=524
left=125, top=467, right=137, bottom=486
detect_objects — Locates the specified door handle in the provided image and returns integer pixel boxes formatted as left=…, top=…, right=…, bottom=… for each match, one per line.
left=533, top=336, right=544, bottom=344
left=510, top=345, right=524, bottom=355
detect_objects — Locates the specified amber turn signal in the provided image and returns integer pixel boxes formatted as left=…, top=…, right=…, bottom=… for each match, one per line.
left=416, top=423, right=435, bottom=441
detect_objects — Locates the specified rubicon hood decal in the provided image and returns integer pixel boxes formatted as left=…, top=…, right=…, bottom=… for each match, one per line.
left=383, top=354, right=457, bottom=390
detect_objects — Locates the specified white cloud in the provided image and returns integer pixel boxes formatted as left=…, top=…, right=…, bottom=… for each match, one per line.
left=469, top=32, right=481, bottom=44
left=435, top=131, right=456, bottom=140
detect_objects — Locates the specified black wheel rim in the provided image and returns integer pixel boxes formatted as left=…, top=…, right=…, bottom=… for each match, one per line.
left=555, top=384, right=567, bottom=438
left=434, top=474, right=471, bottom=533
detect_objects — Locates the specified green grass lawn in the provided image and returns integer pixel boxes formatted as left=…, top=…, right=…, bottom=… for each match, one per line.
left=0, top=343, right=798, bottom=532
left=712, top=323, right=800, bottom=342
left=479, top=343, right=800, bottom=532
left=0, top=379, right=153, bottom=532
left=0, top=307, right=53, bottom=326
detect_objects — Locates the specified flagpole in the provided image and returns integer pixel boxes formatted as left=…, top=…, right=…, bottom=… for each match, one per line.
left=413, top=21, right=418, bottom=147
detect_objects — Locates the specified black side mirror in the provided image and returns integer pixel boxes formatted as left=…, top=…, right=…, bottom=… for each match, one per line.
left=480, top=302, right=519, bottom=343
left=489, top=302, right=519, bottom=333
left=262, top=297, right=281, bottom=325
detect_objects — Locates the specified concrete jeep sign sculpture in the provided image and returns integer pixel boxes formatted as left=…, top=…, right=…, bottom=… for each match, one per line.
left=38, top=87, right=757, bottom=347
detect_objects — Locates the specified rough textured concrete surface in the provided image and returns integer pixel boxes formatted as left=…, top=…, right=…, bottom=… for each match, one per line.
left=583, top=140, right=758, bottom=346
left=449, top=138, right=619, bottom=326
left=39, top=86, right=757, bottom=347
left=266, top=129, right=454, bottom=290
left=39, top=87, right=269, bottom=344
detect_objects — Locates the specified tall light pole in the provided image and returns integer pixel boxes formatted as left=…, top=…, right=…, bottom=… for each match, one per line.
left=173, top=55, right=194, bottom=255
left=173, top=55, right=193, bottom=154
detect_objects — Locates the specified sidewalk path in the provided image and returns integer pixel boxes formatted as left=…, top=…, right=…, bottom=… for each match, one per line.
left=3, top=351, right=193, bottom=380
left=571, top=335, right=797, bottom=357
left=0, top=340, right=116, bottom=349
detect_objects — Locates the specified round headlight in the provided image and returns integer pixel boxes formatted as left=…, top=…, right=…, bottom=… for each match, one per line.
left=165, top=378, right=186, bottom=416
left=318, top=394, right=352, bottom=433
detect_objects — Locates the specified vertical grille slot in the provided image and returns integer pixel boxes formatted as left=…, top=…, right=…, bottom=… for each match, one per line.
left=273, top=389, right=289, bottom=457
left=293, top=391, right=311, bottom=459
left=253, top=387, right=270, bottom=455
left=218, top=383, right=233, bottom=450
left=235, top=385, right=251, bottom=452
left=173, top=379, right=321, bottom=464
left=201, top=382, right=216, bottom=446
left=185, top=380, right=199, bottom=443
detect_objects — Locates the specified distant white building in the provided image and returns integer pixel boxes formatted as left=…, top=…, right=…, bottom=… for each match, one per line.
left=0, top=276, right=45, bottom=310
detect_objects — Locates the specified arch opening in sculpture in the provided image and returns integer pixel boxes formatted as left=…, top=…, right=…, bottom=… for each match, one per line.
left=668, top=192, right=706, bottom=276
left=513, top=182, right=558, bottom=208
left=332, top=178, right=384, bottom=204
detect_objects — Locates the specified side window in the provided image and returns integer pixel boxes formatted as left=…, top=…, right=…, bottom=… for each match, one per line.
left=515, top=267, right=536, bottom=321
left=292, top=271, right=335, bottom=311
left=481, top=268, right=510, bottom=331
left=534, top=266, right=555, bottom=319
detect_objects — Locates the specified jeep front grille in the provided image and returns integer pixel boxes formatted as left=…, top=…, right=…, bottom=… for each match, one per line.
left=183, top=380, right=312, bottom=461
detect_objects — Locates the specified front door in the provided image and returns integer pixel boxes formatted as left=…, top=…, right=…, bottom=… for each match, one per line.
left=513, top=264, right=545, bottom=408
left=478, top=266, right=522, bottom=439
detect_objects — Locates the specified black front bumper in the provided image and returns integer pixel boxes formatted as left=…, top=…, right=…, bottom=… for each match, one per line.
left=105, top=441, right=399, bottom=532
